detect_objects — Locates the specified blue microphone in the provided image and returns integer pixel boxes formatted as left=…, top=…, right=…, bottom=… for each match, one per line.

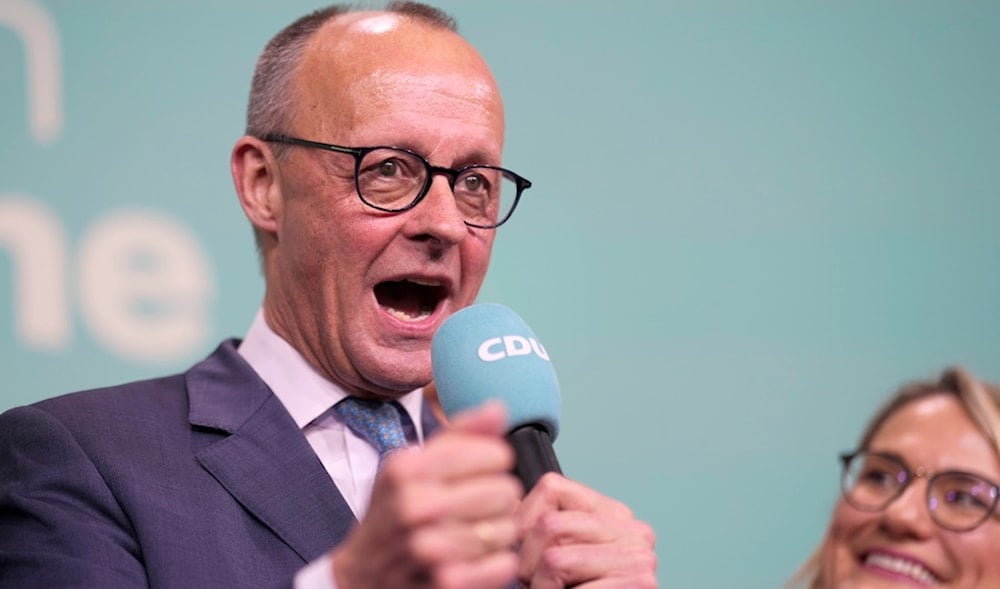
left=432, top=303, right=562, bottom=490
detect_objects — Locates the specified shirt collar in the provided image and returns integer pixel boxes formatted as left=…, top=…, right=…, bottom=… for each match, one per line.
left=237, top=309, right=426, bottom=441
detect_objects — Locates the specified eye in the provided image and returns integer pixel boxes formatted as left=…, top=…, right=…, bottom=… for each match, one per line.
left=358, top=149, right=423, bottom=182
left=377, top=158, right=403, bottom=178
left=462, top=173, right=487, bottom=193
left=848, top=453, right=907, bottom=493
left=936, top=476, right=998, bottom=512
left=945, top=490, right=989, bottom=509
left=859, top=466, right=899, bottom=488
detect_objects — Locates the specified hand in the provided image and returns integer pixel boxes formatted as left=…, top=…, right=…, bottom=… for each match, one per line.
left=516, top=474, right=658, bottom=589
left=331, top=401, right=524, bottom=589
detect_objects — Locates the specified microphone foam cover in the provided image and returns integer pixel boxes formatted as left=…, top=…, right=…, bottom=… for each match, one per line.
left=432, top=303, right=561, bottom=439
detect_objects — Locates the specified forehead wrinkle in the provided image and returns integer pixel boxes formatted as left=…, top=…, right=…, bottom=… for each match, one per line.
left=347, top=71, right=503, bottom=132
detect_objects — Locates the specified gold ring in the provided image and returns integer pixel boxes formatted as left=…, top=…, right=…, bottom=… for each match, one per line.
left=473, top=520, right=498, bottom=550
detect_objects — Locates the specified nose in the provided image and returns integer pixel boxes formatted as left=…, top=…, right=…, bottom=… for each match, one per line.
left=405, top=174, right=468, bottom=247
left=880, top=480, right=935, bottom=540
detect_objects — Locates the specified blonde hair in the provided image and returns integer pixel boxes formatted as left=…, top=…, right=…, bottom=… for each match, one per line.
left=787, top=366, right=1000, bottom=589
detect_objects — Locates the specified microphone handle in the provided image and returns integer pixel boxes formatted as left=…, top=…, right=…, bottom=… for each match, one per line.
left=508, top=424, right=562, bottom=491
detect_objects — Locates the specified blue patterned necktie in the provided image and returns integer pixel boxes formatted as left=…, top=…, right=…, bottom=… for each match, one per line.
left=334, top=397, right=408, bottom=462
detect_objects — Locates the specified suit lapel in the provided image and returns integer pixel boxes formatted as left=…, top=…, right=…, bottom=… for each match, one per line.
left=187, top=341, right=357, bottom=563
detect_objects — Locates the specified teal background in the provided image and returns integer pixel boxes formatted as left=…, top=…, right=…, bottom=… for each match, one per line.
left=3, top=2, right=999, bottom=587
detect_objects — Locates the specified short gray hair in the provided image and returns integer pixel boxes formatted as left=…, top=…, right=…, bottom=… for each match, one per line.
left=245, top=2, right=457, bottom=156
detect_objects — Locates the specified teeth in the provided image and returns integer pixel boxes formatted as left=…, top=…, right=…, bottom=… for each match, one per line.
left=865, top=553, right=939, bottom=585
left=385, top=307, right=432, bottom=322
left=407, top=278, right=440, bottom=286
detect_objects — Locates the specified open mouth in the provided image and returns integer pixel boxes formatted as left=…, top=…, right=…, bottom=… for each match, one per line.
left=374, top=278, right=447, bottom=322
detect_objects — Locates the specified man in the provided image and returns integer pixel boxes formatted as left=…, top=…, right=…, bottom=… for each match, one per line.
left=0, top=3, right=657, bottom=588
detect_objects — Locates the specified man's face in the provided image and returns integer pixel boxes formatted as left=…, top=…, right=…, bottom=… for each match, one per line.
left=262, top=15, right=505, bottom=398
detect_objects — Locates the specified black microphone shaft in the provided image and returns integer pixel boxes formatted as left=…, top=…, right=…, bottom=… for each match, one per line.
left=508, top=425, right=562, bottom=491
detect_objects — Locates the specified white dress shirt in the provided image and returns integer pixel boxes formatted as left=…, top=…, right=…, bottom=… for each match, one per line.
left=237, top=310, right=427, bottom=588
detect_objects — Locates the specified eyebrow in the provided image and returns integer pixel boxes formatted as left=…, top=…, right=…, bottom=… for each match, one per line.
left=864, top=448, right=908, bottom=466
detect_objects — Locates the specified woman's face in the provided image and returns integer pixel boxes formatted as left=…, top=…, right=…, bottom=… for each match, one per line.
left=820, top=394, right=1000, bottom=588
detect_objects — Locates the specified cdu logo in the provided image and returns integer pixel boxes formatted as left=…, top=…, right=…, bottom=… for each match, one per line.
left=477, top=335, right=550, bottom=363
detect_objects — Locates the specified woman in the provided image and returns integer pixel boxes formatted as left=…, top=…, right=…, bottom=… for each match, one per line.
left=790, top=367, right=1000, bottom=587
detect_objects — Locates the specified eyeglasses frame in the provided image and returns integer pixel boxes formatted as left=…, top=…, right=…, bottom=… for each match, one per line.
left=260, top=133, right=531, bottom=229
left=839, top=449, right=1000, bottom=532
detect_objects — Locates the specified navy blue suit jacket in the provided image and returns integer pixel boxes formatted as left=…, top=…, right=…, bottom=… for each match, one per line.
left=0, top=340, right=441, bottom=588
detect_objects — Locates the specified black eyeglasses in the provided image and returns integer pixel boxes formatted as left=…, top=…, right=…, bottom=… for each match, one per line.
left=261, top=134, right=531, bottom=229
left=840, top=450, right=1000, bottom=532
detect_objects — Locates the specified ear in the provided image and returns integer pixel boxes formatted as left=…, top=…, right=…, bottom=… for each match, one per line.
left=231, top=135, right=281, bottom=234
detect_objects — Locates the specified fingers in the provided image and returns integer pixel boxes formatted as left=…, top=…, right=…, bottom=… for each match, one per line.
left=386, top=401, right=514, bottom=483
left=517, top=474, right=658, bottom=589
left=385, top=472, right=521, bottom=532
left=523, top=541, right=658, bottom=589
left=519, top=511, right=657, bottom=587
left=433, top=551, right=520, bottom=589
left=517, top=473, right=632, bottom=530
left=409, top=515, right=518, bottom=562
left=331, top=402, right=526, bottom=589
left=378, top=402, right=519, bottom=524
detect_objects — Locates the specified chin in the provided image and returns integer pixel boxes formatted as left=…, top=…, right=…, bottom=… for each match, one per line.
left=361, top=355, right=432, bottom=394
